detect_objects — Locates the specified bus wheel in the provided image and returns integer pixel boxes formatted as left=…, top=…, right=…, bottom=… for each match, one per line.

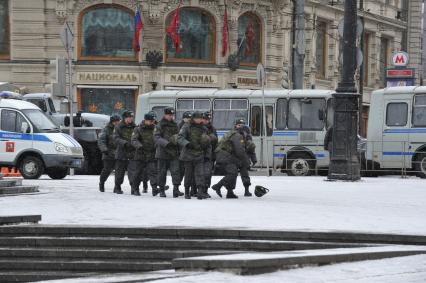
left=287, top=153, right=314, bottom=176
left=414, top=153, right=426, bottom=179
left=46, top=167, right=68, bottom=179
left=19, top=156, right=44, bottom=179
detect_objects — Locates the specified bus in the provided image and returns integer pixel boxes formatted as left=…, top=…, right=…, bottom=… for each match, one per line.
left=136, top=89, right=334, bottom=176
left=366, top=86, right=426, bottom=178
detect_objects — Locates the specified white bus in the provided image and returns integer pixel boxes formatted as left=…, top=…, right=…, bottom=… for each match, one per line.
left=136, top=89, right=334, bottom=176
left=366, top=86, right=426, bottom=178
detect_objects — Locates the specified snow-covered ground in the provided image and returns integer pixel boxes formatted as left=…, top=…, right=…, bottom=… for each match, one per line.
left=2, top=175, right=426, bottom=235
left=3, top=174, right=426, bottom=282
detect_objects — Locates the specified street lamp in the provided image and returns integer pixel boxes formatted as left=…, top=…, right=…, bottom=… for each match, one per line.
left=327, top=0, right=361, bottom=181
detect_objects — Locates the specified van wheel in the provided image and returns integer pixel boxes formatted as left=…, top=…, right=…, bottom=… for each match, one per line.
left=19, top=156, right=44, bottom=179
left=287, top=153, right=314, bottom=176
left=414, top=153, right=426, bottom=179
left=46, top=167, right=68, bottom=179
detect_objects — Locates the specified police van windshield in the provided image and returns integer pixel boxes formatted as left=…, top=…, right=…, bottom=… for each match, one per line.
left=22, top=109, right=59, bottom=132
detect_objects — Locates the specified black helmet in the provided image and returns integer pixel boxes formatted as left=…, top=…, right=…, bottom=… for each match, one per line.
left=110, top=114, right=121, bottom=123
left=144, top=111, right=156, bottom=121
left=192, top=111, right=203, bottom=119
left=235, top=117, right=246, bottom=125
left=254, top=185, right=269, bottom=197
left=182, top=111, right=192, bottom=119
left=122, top=110, right=134, bottom=119
left=202, top=111, right=212, bottom=120
left=164, top=107, right=175, bottom=115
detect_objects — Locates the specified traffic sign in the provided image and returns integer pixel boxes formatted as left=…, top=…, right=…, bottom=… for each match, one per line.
left=60, top=21, right=74, bottom=50
left=256, top=63, right=266, bottom=86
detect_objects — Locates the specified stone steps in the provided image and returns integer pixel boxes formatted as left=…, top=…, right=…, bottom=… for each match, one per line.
left=0, top=236, right=358, bottom=251
left=1, top=225, right=425, bottom=245
left=0, top=271, right=98, bottom=283
left=0, top=178, right=22, bottom=187
left=0, top=258, right=172, bottom=272
left=0, top=247, right=239, bottom=260
left=0, top=186, right=39, bottom=195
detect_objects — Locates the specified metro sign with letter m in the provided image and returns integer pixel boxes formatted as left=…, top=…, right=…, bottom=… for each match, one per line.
left=392, top=51, right=409, bottom=67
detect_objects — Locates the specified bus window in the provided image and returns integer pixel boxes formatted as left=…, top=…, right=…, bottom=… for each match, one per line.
left=151, top=106, right=167, bottom=120
left=250, top=106, right=273, bottom=136
left=413, top=94, right=426, bottom=127
left=213, top=99, right=248, bottom=130
left=176, top=99, right=210, bottom=122
left=276, top=98, right=287, bottom=130
left=288, top=98, right=326, bottom=130
left=386, top=103, right=408, bottom=126
left=251, top=106, right=261, bottom=136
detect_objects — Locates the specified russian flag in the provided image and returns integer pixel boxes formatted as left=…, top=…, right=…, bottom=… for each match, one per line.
left=133, top=9, right=143, bottom=53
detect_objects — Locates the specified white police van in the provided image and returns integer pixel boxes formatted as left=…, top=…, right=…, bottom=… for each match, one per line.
left=0, top=96, right=84, bottom=179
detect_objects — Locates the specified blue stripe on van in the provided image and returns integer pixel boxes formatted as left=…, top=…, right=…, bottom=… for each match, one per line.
left=382, top=152, right=414, bottom=156
left=273, top=153, right=286, bottom=158
left=384, top=128, right=426, bottom=134
left=273, top=131, right=298, bottom=136
left=0, top=131, right=51, bottom=142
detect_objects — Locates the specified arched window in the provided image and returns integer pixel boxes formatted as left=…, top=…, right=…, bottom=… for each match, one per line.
left=78, top=4, right=135, bottom=60
left=237, top=12, right=262, bottom=66
left=165, top=7, right=215, bottom=63
left=0, top=0, right=9, bottom=59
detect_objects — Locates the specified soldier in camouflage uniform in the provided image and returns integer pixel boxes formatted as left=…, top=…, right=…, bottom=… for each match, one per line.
left=178, top=111, right=192, bottom=187
left=154, top=107, right=183, bottom=198
left=130, top=112, right=158, bottom=196
left=178, top=111, right=211, bottom=200
left=202, top=111, right=218, bottom=196
left=211, top=118, right=250, bottom=199
left=98, top=114, right=121, bottom=192
left=239, top=125, right=256, bottom=197
left=113, top=110, right=136, bottom=194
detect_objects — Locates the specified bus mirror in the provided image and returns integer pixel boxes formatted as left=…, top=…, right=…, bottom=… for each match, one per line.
left=318, top=109, right=325, bottom=121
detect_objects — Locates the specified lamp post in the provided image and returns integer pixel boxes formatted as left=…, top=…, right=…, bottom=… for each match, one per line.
left=327, top=0, right=361, bottom=181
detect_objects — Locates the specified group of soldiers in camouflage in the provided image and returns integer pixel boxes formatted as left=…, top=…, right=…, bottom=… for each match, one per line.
left=98, top=107, right=257, bottom=199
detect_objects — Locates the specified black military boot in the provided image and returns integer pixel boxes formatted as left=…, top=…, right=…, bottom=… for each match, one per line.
left=244, top=185, right=252, bottom=197
left=152, top=186, right=159, bottom=196
left=197, top=186, right=208, bottom=200
left=190, top=186, right=197, bottom=197
left=133, top=187, right=141, bottom=196
left=211, top=183, right=222, bottom=198
left=226, top=189, right=238, bottom=199
left=184, top=187, right=191, bottom=199
left=142, top=182, right=148, bottom=193
left=99, top=183, right=105, bottom=192
left=159, top=186, right=167, bottom=198
left=173, top=185, right=184, bottom=198
left=204, top=186, right=211, bottom=198
left=113, top=185, right=123, bottom=194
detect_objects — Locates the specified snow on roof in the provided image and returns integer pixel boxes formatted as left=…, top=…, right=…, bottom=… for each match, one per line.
left=23, top=93, right=52, bottom=99
left=0, top=97, right=41, bottom=110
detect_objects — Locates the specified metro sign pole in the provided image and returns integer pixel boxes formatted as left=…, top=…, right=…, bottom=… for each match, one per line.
left=328, top=0, right=361, bottom=181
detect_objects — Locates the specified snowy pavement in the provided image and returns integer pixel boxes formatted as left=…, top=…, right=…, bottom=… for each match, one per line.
left=2, top=174, right=426, bottom=282
left=2, top=175, right=426, bottom=235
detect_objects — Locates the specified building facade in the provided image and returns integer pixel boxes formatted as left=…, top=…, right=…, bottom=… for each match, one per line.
left=0, top=0, right=416, bottom=128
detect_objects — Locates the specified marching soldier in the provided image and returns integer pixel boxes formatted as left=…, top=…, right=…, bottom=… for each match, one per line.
left=131, top=111, right=159, bottom=196
left=113, top=110, right=136, bottom=194
left=154, top=107, right=183, bottom=198
left=178, top=111, right=211, bottom=199
left=212, top=118, right=250, bottom=199
left=202, top=111, right=218, bottom=194
left=98, top=114, right=121, bottom=192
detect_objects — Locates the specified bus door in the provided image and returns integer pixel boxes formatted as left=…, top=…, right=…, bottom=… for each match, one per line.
left=382, top=99, right=411, bottom=169
left=250, top=104, right=273, bottom=167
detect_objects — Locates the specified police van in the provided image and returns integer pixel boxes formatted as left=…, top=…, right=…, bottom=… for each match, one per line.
left=366, top=86, right=426, bottom=178
left=0, top=96, right=84, bottom=179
